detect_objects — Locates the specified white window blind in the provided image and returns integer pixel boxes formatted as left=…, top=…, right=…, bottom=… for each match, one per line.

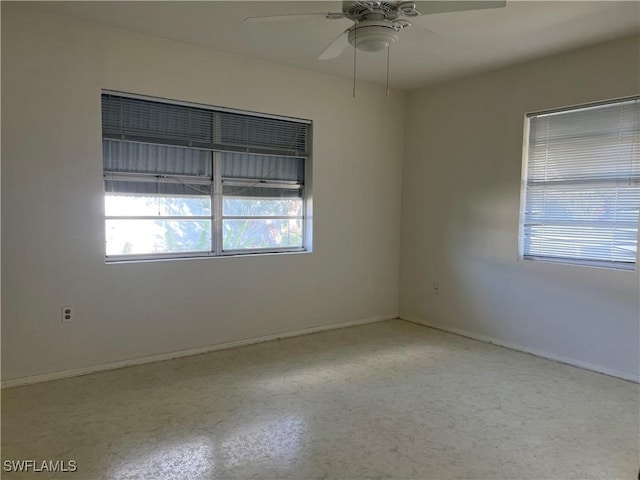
left=521, top=97, right=640, bottom=270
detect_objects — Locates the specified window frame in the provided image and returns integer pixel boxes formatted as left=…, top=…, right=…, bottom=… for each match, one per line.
left=518, top=95, right=640, bottom=271
left=102, top=91, right=312, bottom=263
left=220, top=179, right=306, bottom=255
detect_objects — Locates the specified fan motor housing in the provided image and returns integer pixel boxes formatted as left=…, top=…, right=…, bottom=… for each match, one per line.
left=343, top=1, right=399, bottom=20
left=348, top=21, right=399, bottom=52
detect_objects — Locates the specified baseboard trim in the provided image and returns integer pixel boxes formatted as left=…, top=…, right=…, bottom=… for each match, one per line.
left=400, top=316, right=640, bottom=384
left=2, top=315, right=396, bottom=389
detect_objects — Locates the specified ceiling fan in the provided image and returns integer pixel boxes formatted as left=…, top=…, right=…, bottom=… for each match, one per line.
left=245, top=1, right=506, bottom=95
left=246, top=1, right=506, bottom=59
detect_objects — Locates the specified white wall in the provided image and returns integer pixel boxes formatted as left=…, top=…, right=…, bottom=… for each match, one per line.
left=3, top=4, right=638, bottom=384
left=400, top=35, right=640, bottom=379
left=1, top=5, right=404, bottom=380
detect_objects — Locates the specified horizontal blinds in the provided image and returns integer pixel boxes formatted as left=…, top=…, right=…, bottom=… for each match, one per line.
left=102, top=94, right=310, bottom=157
left=523, top=97, right=640, bottom=267
left=102, top=95, right=213, bottom=143
left=220, top=111, right=308, bottom=154
left=103, top=93, right=309, bottom=199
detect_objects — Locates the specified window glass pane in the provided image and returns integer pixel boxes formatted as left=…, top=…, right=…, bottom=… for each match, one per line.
left=105, top=180, right=211, bottom=197
left=220, top=152, right=304, bottom=182
left=525, top=225, right=637, bottom=263
left=223, top=219, right=303, bottom=250
left=223, top=197, right=303, bottom=217
left=525, top=183, right=640, bottom=225
left=106, top=219, right=211, bottom=255
left=103, top=140, right=212, bottom=177
left=105, top=194, right=211, bottom=217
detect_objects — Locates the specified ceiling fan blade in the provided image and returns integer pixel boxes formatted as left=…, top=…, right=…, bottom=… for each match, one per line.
left=318, top=30, right=350, bottom=60
left=244, top=12, right=345, bottom=23
left=414, top=1, right=506, bottom=16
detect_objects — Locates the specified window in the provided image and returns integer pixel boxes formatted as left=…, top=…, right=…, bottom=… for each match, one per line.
left=102, top=92, right=311, bottom=261
left=520, top=97, right=640, bottom=270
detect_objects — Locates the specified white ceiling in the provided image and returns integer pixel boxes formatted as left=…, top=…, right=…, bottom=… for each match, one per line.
left=30, top=1, right=640, bottom=91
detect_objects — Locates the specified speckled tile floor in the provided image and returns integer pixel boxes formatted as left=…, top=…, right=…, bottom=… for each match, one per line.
left=2, top=319, right=638, bottom=479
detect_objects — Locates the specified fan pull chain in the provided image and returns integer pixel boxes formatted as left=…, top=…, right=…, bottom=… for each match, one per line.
left=353, top=22, right=357, bottom=98
left=386, top=46, right=390, bottom=98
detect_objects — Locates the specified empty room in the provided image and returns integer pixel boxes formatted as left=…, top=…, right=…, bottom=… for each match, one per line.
left=1, top=1, right=639, bottom=478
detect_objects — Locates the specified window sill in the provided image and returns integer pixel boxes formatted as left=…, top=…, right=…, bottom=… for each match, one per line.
left=105, top=248, right=310, bottom=265
left=520, top=255, right=636, bottom=272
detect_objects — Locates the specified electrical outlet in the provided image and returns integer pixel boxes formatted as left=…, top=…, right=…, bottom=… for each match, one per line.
left=61, top=306, right=73, bottom=323
left=433, top=282, right=441, bottom=295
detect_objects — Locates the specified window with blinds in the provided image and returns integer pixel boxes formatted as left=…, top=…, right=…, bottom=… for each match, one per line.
left=102, top=92, right=311, bottom=261
left=520, top=96, right=640, bottom=270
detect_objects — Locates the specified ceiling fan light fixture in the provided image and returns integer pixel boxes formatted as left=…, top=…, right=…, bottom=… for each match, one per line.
left=348, top=23, right=399, bottom=52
